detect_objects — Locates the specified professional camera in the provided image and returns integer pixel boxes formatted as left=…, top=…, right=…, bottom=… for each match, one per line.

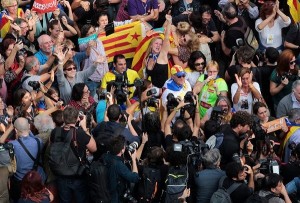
left=112, top=73, right=128, bottom=104
left=126, top=142, right=139, bottom=153
left=146, top=97, right=159, bottom=108
left=166, top=93, right=179, bottom=110
left=28, top=81, right=40, bottom=90
left=146, top=88, right=157, bottom=96
left=210, top=106, right=225, bottom=128
left=251, top=115, right=267, bottom=141
left=174, top=139, right=209, bottom=170
left=183, top=91, right=196, bottom=109
left=123, top=188, right=137, bottom=203
left=258, top=159, right=280, bottom=175
left=281, top=72, right=295, bottom=81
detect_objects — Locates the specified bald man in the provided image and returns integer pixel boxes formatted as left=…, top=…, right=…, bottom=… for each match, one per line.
left=9, top=117, right=45, bottom=202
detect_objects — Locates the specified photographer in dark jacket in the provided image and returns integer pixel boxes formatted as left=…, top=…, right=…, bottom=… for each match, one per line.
left=103, top=135, right=140, bottom=203
left=219, top=111, right=252, bottom=168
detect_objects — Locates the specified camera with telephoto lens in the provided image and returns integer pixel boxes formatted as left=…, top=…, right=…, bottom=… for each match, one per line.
left=166, top=93, right=179, bottom=110
left=183, top=91, right=196, bottom=107
left=146, top=88, right=157, bottom=96
left=126, top=141, right=139, bottom=153
left=146, top=97, right=159, bottom=108
left=123, top=188, right=137, bottom=203
left=210, top=106, right=226, bottom=129
left=258, top=159, right=280, bottom=175
left=28, top=81, right=40, bottom=90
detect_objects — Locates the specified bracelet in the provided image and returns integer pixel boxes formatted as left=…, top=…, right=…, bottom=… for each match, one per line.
left=141, top=143, right=146, bottom=145
left=174, top=107, right=180, bottom=112
left=58, top=61, right=64, bottom=65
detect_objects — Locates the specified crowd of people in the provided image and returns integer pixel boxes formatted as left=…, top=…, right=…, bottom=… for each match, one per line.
left=1, top=0, right=300, bottom=202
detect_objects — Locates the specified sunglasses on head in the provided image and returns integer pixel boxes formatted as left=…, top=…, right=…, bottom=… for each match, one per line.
left=64, top=66, right=76, bottom=71
left=290, top=60, right=296, bottom=65
left=194, top=62, right=205, bottom=66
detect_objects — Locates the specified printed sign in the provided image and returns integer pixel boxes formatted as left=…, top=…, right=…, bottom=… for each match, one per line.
left=32, top=0, right=57, bottom=14
left=262, top=117, right=287, bottom=133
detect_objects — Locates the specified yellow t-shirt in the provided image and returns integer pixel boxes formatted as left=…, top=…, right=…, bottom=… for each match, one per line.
left=101, top=69, right=140, bottom=98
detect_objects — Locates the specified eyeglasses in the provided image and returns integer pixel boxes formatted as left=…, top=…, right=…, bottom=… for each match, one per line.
left=64, top=66, right=76, bottom=71
left=176, top=74, right=186, bottom=78
left=194, top=62, right=205, bottom=67
left=290, top=60, right=296, bottom=65
left=208, top=70, right=218, bottom=74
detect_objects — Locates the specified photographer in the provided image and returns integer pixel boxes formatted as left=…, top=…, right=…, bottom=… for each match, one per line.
left=258, top=173, right=292, bottom=203
left=49, top=106, right=97, bottom=203
left=22, top=56, right=53, bottom=92
left=200, top=96, right=232, bottom=129
left=221, top=162, right=254, bottom=203
left=103, top=135, right=139, bottom=203
left=101, top=54, right=140, bottom=99
left=281, top=143, right=300, bottom=185
left=164, top=99, right=198, bottom=148
left=161, top=65, right=192, bottom=129
left=219, top=111, right=252, bottom=168
left=270, top=49, right=299, bottom=111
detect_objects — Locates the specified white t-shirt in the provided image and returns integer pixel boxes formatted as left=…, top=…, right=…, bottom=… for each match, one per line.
left=185, top=71, right=200, bottom=88
left=231, top=82, right=261, bottom=114
left=255, top=16, right=291, bottom=48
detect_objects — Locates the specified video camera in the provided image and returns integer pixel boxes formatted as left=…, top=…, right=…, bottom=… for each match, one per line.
left=174, top=139, right=209, bottom=170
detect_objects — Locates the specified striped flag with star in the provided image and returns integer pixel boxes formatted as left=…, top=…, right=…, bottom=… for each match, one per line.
left=288, top=0, right=300, bottom=22
left=98, top=21, right=146, bottom=63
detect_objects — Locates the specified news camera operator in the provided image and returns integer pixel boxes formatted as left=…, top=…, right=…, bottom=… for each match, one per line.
left=101, top=54, right=140, bottom=100
left=103, top=135, right=140, bottom=203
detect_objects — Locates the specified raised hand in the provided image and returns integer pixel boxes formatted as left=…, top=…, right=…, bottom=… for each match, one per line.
left=235, top=74, right=242, bottom=87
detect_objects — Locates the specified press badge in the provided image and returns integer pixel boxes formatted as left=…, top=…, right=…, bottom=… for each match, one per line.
left=266, top=34, right=274, bottom=44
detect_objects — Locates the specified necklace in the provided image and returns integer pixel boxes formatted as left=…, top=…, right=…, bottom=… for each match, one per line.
left=141, top=0, right=148, bottom=14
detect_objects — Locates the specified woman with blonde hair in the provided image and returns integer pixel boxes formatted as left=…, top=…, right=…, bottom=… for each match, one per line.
left=142, top=15, right=172, bottom=88
left=169, top=21, right=200, bottom=68
left=193, top=60, right=228, bottom=118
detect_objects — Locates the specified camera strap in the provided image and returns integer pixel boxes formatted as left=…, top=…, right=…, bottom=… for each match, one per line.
left=17, top=137, right=41, bottom=170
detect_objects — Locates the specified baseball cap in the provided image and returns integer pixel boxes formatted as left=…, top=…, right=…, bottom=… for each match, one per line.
left=171, top=65, right=186, bottom=77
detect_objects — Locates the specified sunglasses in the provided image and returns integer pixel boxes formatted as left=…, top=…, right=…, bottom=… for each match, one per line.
left=290, top=60, right=296, bottom=65
left=194, top=62, right=205, bottom=66
left=176, top=74, right=186, bottom=78
left=64, top=66, right=76, bottom=71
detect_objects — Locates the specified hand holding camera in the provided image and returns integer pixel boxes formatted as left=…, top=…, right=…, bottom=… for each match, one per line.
left=281, top=76, right=289, bottom=86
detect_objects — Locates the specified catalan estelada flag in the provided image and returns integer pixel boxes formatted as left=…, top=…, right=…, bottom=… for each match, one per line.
left=98, top=21, right=146, bottom=63
left=0, top=8, right=24, bottom=39
left=288, top=0, right=300, bottom=23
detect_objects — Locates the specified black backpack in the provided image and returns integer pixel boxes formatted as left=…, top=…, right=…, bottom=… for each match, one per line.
left=210, top=176, right=242, bottom=203
left=48, top=127, right=85, bottom=176
left=137, top=166, right=162, bottom=202
left=88, top=158, right=111, bottom=203
left=164, top=166, right=187, bottom=203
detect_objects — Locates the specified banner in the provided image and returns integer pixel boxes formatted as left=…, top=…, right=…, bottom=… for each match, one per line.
left=98, top=21, right=146, bottom=63
left=288, top=0, right=300, bottom=23
left=78, top=33, right=98, bottom=45
left=32, top=0, right=57, bottom=14
left=262, top=117, right=287, bottom=133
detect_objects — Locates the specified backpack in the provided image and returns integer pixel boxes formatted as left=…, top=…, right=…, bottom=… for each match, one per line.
left=229, top=17, right=259, bottom=51
left=88, top=158, right=111, bottom=203
left=210, top=176, right=242, bottom=203
left=137, top=166, right=162, bottom=202
left=206, top=132, right=224, bottom=149
left=165, top=166, right=187, bottom=203
left=48, top=127, right=85, bottom=176
left=0, top=143, right=16, bottom=174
